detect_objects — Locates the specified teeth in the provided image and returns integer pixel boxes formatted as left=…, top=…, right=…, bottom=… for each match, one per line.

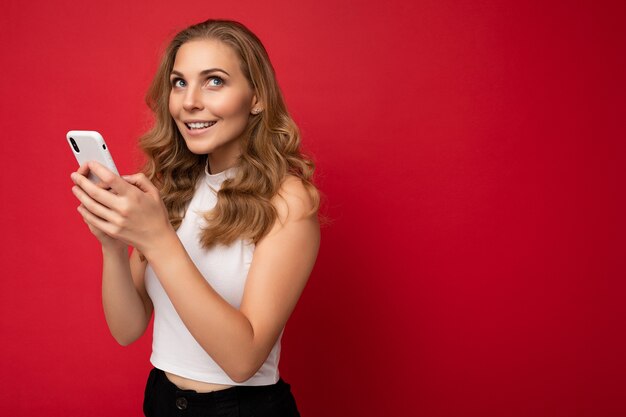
left=187, top=121, right=216, bottom=129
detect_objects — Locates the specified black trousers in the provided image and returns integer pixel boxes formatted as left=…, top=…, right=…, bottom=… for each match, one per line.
left=143, top=368, right=301, bottom=417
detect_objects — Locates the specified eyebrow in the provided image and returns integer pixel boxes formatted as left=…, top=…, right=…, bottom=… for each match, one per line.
left=170, top=68, right=230, bottom=77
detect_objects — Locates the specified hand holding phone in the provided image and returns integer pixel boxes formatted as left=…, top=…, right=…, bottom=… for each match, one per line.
left=70, top=152, right=172, bottom=253
left=67, top=130, right=119, bottom=184
left=68, top=130, right=127, bottom=249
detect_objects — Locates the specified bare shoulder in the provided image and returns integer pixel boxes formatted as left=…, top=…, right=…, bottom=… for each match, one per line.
left=271, top=175, right=319, bottom=224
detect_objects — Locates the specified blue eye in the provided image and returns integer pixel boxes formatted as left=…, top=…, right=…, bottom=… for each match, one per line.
left=172, top=78, right=186, bottom=88
left=207, top=77, right=224, bottom=87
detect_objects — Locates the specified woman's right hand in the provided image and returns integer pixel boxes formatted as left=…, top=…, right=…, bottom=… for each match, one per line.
left=79, top=203, right=127, bottom=250
left=72, top=164, right=127, bottom=251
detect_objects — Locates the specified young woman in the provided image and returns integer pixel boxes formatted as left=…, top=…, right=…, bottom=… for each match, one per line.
left=70, top=19, right=320, bottom=416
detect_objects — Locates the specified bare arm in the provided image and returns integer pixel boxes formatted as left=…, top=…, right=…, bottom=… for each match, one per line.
left=71, top=163, right=152, bottom=346
left=143, top=177, right=319, bottom=382
left=101, top=246, right=152, bottom=346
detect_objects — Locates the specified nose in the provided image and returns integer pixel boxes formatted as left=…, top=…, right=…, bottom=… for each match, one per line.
left=182, top=85, right=204, bottom=112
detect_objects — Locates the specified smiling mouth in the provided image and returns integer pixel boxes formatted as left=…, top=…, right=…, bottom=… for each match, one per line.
left=185, top=121, right=217, bottom=130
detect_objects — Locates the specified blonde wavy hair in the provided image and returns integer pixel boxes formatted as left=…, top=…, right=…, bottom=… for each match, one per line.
left=139, top=19, right=319, bottom=247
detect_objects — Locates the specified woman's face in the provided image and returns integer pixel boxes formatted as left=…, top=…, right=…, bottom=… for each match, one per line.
left=169, top=39, right=258, bottom=173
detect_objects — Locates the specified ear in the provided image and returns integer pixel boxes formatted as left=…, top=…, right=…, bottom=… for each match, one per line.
left=250, top=92, right=264, bottom=114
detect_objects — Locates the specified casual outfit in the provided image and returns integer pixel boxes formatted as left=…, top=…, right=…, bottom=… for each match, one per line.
left=143, top=166, right=299, bottom=416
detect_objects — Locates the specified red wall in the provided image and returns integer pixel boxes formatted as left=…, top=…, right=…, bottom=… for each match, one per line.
left=1, top=1, right=624, bottom=416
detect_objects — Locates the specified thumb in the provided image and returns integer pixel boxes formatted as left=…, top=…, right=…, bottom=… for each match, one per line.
left=122, top=173, right=155, bottom=194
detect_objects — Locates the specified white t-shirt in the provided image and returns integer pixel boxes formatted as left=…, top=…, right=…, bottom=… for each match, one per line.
left=145, top=166, right=282, bottom=385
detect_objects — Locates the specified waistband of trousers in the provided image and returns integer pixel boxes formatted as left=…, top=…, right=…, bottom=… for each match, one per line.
left=155, top=368, right=287, bottom=403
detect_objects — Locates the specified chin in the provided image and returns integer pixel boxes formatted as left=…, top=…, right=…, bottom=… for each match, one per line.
left=184, top=144, right=212, bottom=155
left=179, top=136, right=213, bottom=155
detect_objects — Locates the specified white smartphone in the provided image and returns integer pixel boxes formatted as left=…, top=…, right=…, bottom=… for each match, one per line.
left=67, top=130, right=119, bottom=183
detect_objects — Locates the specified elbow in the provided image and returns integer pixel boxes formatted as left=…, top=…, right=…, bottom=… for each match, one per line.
left=230, top=373, right=250, bottom=384
left=227, top=360, right=263, bottom=384
left=113, top=334, right=134, bottom=347
left=228, top=368, right=255, bottom=384
left=107, top=319, right=149, bottom=347
left=110, top=329, right=143, bottom=347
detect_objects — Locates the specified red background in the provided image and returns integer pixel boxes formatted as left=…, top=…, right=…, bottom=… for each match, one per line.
left=1, top=1, right=625, bottom=416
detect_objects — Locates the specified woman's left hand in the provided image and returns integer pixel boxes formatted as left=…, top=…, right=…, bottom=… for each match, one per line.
left=71, top=161, right=174, bottom=254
